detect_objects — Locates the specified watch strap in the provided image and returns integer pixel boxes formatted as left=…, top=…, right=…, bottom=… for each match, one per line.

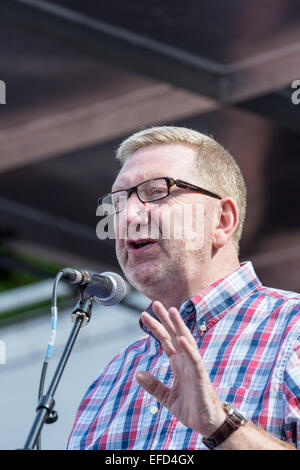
left=202, top=402, right=246, bottom=450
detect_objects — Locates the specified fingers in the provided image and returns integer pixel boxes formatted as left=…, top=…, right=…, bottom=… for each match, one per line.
left=141, top=301, right=198, bottom=359
left=152, top=301, right=197, bottom=350
left=178, top=335, right=202, bottom=365
left=167, top=307, right=202, bottom=367
left=140, top=312, right=176, bottom=357
left=136, top=370, right=169, bottom=406
left=141, top=302, right=181, bottom=356
left=152, top=302, right=183, bottom=350
left=168, top=307, right=198, bottom=349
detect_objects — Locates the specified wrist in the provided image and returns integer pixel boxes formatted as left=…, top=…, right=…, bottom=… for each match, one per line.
left=202, top=402, right=247, bottom=450
left=202, top=406, right=227, bottom=439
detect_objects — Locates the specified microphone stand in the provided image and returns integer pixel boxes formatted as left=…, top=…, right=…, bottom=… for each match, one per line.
left=23, top=294, right=94, bottom=450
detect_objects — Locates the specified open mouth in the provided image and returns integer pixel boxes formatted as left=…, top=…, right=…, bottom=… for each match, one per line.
left=128, top=239, right=157, bottom=250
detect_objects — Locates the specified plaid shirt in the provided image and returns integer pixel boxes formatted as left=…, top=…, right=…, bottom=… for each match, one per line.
left=67, top=262, right=300, bottom=449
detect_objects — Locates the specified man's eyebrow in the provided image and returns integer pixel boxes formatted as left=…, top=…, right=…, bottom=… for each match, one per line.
left=112, top=176, right=166, bottom=192
left=111, top=183, right=127, bottom=192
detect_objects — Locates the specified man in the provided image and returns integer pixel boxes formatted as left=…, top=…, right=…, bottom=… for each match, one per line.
left=68, top=126, right=300, bottom=450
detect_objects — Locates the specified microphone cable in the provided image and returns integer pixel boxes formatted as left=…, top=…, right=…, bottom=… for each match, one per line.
left=33, top=268, right=126, bottom=449
left=36, top=269, right=64, bottom=450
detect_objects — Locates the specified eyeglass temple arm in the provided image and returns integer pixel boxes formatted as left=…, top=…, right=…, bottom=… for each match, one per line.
left=173, top=179, right=222, bottom=200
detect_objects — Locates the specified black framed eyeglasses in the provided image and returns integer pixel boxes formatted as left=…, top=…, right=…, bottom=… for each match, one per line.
left=97, top=177, right=222, bottom=215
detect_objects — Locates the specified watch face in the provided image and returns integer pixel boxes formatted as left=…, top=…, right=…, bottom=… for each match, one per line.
left=225, top=404, right=246, bottom=428
left=224, top=402, right=246, bottom=421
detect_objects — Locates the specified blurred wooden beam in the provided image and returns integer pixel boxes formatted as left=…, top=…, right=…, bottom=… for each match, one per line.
left=0, top=196, right=117, bottom=267
left=14, top=0, right=300, bottom=103
left=225, top=42, right=300, bottom=103
left=237, top=89, right=300, bottom=134
left=0, top=80, right=6, bottom=104
left=0, top=84, right=216, bottom=173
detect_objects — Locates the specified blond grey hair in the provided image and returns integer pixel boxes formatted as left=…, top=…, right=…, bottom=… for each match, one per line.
left=116, top=126, right=247, bottom=252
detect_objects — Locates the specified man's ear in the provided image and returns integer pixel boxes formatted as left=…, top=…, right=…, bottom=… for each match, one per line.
left=212, top=198, right=239, bottom=249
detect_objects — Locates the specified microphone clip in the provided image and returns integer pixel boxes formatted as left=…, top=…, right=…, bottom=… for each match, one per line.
left=71, top=295, right=94, bottom=328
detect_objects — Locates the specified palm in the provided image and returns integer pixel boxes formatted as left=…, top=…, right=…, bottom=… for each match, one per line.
left=136, top=301, right=223, bottom=436
left=166, top=353, right=200, bottom=428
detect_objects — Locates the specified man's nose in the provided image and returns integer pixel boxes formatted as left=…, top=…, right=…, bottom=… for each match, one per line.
left=125, top=192, right=149, bottom=224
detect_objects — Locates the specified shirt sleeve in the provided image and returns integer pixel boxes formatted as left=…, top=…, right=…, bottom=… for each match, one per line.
left=282, top=333, right=300, bottom=448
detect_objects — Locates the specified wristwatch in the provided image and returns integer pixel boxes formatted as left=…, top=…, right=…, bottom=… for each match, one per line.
left=202, top=402, right=247, bottom=450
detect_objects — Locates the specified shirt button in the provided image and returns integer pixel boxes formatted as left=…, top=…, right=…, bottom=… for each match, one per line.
left=150, top=405, right=159, bottom=415
left=199, top=322, right=207, bottom=333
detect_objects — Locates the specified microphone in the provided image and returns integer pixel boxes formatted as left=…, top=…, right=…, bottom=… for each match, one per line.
left=61, top=268, right=126, bottom=306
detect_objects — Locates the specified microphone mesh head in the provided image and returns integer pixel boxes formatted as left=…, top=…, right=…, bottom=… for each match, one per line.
left=94, top=271, right=126, bottom=306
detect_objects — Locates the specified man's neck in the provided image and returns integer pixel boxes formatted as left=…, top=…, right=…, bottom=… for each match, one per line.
left=142, top=254, right=241, bottom=311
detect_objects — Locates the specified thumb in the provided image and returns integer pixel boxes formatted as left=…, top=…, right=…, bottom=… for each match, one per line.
left=136, top=370, right=169, bottom=404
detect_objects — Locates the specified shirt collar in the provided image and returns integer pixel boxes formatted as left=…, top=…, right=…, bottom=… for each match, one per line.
left=140, top=261, right=261, bottom=339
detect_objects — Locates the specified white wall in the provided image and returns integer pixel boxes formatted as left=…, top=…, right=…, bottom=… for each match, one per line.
left=0, top=298, right=145, bottom=450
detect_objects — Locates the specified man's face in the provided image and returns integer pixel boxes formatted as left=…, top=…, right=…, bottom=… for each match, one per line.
left=113, top=144, right=216, bottom=297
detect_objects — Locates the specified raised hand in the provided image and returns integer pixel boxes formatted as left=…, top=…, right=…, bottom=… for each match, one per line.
left=135, top=300, right=226, bottom=437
